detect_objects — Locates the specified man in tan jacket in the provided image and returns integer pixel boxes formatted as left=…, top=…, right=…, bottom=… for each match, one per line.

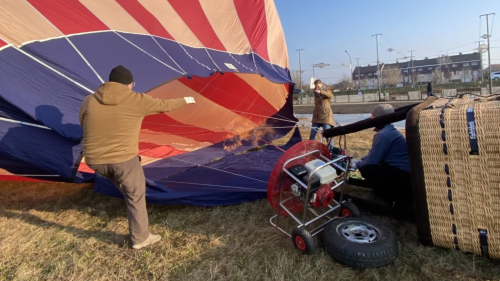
left=309, top=79, right=334, bottom=148
left=79, top=65, right=195, bottom=249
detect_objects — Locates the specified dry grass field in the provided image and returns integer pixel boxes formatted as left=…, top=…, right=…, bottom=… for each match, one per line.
left=1, top=124, right=500, bottom=281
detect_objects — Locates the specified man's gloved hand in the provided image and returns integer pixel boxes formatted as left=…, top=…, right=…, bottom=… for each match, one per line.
left=350, top=159, right=361, bottom=170
left=184, top=97, right=196, bottom=104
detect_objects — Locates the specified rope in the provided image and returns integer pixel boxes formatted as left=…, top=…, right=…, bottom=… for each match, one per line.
left=150, top=36, right=187, bottom=75
left=167, top=157, right=268, bottom=184
left=251, top=135, right=286, bottom=152
left=25, top=0, right=104, bottom=84
left=0, top=117, right=51, bottom=130
left=190, top=76, right=298, bottom=123
left=156, top=180, right=264, bottom=192
left=141, top=121, right=297, bottom=130
left=114, top=32, right=184, bottom=75
left=230, top=110, right=299, bottom=124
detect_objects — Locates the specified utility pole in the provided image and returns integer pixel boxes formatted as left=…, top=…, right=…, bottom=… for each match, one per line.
left=355, top=58, right=361, bottom=90
left=480, top=13, right=495, bottom=95
left=296, top=49, right=303, bottom=104
left=409, top=50, right=416, bottom=89
left=475, top=40, right=484, bottom=84
left=372, top=33, right=382, bottom=101
left=313, top=62, right=330, bottom=81
left=345, top=50, right=353, bottom=89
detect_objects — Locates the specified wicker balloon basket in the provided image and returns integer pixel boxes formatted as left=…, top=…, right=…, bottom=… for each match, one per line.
left=407, top=93, right=500, bottom=259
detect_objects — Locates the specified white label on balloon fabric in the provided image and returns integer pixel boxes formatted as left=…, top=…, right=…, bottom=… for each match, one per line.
left=224, top=63, right=238, bottom=71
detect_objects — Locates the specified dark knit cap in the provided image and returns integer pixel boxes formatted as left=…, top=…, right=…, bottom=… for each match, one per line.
left=109, top=65, right=134, bottom=85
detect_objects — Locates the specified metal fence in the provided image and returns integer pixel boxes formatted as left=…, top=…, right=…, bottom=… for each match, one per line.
left=293, top=87, right=500, bottom=105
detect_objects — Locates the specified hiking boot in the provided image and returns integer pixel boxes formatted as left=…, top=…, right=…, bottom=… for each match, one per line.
left=132, top=233, right=161, bottom=250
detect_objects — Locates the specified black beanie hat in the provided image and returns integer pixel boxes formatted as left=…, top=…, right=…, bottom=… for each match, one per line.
left=109, top=65, right=134, bottom=85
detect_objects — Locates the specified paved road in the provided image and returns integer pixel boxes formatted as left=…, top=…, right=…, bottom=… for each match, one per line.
left=293, top=100, right=420, bottom=114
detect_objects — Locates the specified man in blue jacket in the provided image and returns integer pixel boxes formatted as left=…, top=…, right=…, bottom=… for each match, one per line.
left=350, top=104, right=413, bottom=207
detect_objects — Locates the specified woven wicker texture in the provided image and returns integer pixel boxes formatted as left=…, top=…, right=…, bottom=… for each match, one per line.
left=419, top=94, right=500, bottom=258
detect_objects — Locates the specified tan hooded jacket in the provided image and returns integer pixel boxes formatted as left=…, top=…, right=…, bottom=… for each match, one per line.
left=311, top=89, right=334, bottom=126
left=79, top=82, right=187, bottom=165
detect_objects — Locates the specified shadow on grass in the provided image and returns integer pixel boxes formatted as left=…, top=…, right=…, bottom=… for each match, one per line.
left=0, top=180, right=209, bottom=247
left=1, top=210, right=128, bottom=246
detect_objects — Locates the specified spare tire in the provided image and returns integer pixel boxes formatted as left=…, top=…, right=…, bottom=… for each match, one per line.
left=323, top=217, right=399, bottom=269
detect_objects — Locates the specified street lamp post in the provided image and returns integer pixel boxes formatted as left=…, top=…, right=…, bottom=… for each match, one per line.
left=345, top=50, right=353, bottom=89
left=312, top=62, right=330, bottom=81
left=480, top=13, right=495, bottom=95
left=296, top=49, right=304, bottom=104
left=372, top=33, right=382, bottom=101
left=355, top=58, right=361, bottom=90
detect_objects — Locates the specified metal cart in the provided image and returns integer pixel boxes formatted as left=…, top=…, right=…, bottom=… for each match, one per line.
left=269, top=149, right=360, bottom=254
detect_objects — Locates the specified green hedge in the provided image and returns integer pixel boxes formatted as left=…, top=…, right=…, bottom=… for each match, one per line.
left=332, top=80, right=500, bottom=96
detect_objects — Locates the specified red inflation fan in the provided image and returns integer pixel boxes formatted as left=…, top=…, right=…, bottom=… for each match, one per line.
left=267, top=140, right=332, bottom=216
left=266, top=140, right=399, bottom=269
left=267, top=139, right=365, bottom=257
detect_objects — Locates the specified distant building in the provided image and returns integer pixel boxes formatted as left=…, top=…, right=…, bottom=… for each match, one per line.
left=352, top=52, right=482, bottom=89
left=486, top=64, right=500, bottom=73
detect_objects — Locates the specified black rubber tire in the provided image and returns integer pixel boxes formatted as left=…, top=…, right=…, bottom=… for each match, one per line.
left=339, top=201, right=361, bottom=217
left=323, top=217, right=399, bottom=269
left=291, top=227, right=317, bottom=255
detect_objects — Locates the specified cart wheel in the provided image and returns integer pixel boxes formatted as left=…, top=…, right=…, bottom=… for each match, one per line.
left=291, top=227, right=317, bottom=255
left=339, top=201, right=361, bottom=217
left=323, top=217, right=399, bottom=269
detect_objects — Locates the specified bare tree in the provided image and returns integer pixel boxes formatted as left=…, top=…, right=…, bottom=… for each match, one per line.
left=290, top=70, right=302, bottom=86
left=432, top=68, right=443, bottom=84
left=410, top=69, right=419, bottom=84
left=461, top=67, right=472, bottom=82
left=337, top=73, right=351, bottom=90
left=382, top=66, right=403, bottom=87
left=443, top=68, right=452, bottom=82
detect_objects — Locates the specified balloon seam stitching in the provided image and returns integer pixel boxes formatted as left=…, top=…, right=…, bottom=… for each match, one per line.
left=176, top=42, right=214, bottom=71
left=150, top=36, right=187, bottom=75
left=3, top=42, right=94, bottom=93
left=113, top=31, right=185, bottom=75
left=204, top=48, right=222, bottom=72
left=2, top=30, right=288, bottom=72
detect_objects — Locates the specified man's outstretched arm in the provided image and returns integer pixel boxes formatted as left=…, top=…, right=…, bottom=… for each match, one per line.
left=356, top=132, right=390, bottom=169
left=139, top=94, right=195, bottom=116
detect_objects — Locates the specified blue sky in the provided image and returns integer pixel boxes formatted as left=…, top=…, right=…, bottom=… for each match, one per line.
left=275, top=0, right=500, bottom=84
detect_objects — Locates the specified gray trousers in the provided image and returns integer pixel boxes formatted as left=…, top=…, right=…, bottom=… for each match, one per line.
left=88, top=156, right=149, bottom=244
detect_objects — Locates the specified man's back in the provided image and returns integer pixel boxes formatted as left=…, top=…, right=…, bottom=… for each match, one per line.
left=79, top=82, right=186, bottom=165
left=378, top=125, right=410, bottom=172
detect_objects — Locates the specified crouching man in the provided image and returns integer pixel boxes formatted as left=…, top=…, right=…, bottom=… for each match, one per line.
left=350, top=104, right=413, bottom=213
left=79, top=65, right=196, bottom=249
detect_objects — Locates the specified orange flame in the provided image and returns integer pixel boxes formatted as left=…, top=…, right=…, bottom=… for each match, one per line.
left=223, top=125, right=276, bottom=152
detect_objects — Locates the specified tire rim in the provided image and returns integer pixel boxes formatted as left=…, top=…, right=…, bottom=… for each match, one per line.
left=295, top=236, right=306, bottom=251
left=337, top=222, right=380, bottom=243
